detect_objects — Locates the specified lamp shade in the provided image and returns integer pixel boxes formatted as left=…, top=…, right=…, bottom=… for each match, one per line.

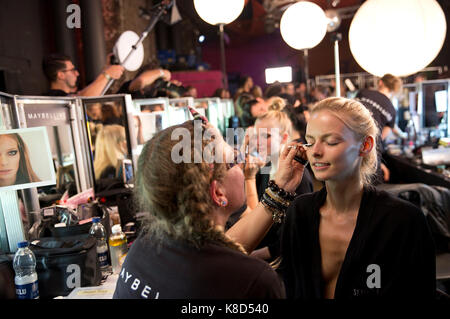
left=280, top=1, right=327, bottom=50
left=349, top=0, right=447, bottom=77
left=193, top=0, right=245, bottom=25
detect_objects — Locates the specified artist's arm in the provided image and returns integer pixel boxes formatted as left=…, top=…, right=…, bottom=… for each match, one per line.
left=77, top=65, right=125, bottom=96
left=226, top=143, right=306, bottom=253
left=128, top=69, right=171, bottom=92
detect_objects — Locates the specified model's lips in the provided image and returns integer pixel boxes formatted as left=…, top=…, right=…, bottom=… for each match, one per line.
left=0, top=169, right=13, bottom=175
left=312, top=162, right=330, bottom=170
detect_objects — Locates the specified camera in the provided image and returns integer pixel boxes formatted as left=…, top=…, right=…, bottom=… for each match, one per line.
left=144, top=77, right=187, bottom=98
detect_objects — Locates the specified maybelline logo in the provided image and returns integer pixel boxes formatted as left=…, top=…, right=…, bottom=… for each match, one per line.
left=26, top=112, right=67, bottom=121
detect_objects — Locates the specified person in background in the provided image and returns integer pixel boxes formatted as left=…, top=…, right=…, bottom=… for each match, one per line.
left=295, top=82, right=308, bottom=105
left=183, top=86, right=198, bottom=98
left=356, top=73, right=402, bottom=183
left=245, top=101, right=313, bottom=262
left=0, top=133, right=40, bottom=187
left=212, top=88, right=231, bottom=99
left=250, top=85, right=263, bottom=99
left=310, top=85, right=331, bottom=103
left=239, top=97, right=269, bottom=129
left=283, top=82, right=295, bottom=97
left=234, top=75, right=254, bottom=101
left=264, top=82, right=283, bottom=99
left=42, top=53, right=124, bottom=96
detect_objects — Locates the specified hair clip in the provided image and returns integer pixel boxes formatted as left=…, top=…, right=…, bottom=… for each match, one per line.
left=188, top=106, right=208, bottom=125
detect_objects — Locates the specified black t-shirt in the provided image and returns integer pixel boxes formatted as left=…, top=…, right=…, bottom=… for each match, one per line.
left=356, top=89, right=397, bottom=183
left=43, top=89, right=70, bottom=96
left=278, top=186, right=436, bottom=299
left=356, top=89, right=396, bottom=131
left=113, top=235, right=285, bottom=299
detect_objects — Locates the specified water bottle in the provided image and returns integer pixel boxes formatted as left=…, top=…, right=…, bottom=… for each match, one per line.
left=109, top=224, right=128, bottom=274
left=13, top=241, right=39, bottom=299
left=89, top=217, right=110, bottom=273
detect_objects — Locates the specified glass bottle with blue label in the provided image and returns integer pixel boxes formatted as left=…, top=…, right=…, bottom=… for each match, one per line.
left=13, top=241, right=39, bottom=299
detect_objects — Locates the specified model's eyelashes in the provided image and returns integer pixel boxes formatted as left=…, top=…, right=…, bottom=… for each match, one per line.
left=8, top=150, right=18, bottom=156
left=303, top=141, right=340, bottom=147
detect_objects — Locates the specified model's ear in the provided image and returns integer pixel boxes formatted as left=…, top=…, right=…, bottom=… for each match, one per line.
left=360, top=136, right=374, bottom=156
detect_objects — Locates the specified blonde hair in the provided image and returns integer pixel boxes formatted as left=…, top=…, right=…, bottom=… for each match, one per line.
left=256, top=97, right=292, bottom=137
left=136, top=120, right=246, bottom=253
left=310, top=97, right=379, bottom=186
left=94, top=124, right=126, bottom=179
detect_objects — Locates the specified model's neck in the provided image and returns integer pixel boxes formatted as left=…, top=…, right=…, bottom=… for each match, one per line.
left=325, top=176, right=364, bottom=215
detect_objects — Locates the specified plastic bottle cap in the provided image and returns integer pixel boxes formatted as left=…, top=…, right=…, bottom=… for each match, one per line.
left=92, top=217, right=101, bottom=223
left=17, top=241, right=28, bottom=248
left=111, top=224, right=122, bottom=234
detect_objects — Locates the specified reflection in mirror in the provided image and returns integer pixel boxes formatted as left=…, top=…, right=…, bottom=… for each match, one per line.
left=94, top=124, right=127, bottom=180
left=423, top=83, right=448, bottom=137
left=140, top=104, right=164, bottom=113
left=134, top=112, right=163, bottom=145
left=38, top=125, right=76, bottom=207
left=84, top=99, right=133, bottom=192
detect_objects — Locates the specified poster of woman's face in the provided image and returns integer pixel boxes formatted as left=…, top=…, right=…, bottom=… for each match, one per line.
left=0, top=127, right=56, bottom=191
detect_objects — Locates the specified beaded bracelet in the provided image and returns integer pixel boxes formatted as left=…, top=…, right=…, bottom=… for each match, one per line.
left=267, top=180, right=297, bottom=201
left=262, top=192, right=288, bottom=212
left=260, top=180, right=296, bottom=223
left=265, top=187, right=291, bottom=208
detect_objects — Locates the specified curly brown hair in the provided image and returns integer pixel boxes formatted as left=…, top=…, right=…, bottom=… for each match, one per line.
left=135, top=120, right=246, bottom=253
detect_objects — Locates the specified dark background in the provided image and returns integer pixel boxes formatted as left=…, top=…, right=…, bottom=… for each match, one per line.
left=0, top=0, right=448, bottom=95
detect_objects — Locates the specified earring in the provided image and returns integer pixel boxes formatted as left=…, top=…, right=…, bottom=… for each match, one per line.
left=221, top=200, right=227, bottom=207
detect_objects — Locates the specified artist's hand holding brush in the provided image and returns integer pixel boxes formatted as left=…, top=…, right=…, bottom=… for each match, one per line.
left=274, top=142, right=309, bottom=193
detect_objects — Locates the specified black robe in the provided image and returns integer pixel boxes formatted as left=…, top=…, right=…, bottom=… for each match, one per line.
left=279, top=186, right=436, bottom=299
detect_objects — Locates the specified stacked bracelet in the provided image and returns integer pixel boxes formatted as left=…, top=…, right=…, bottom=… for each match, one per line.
left=267, top=180, right=296, bottom=201
left=261, top=180, right=296, bottom=223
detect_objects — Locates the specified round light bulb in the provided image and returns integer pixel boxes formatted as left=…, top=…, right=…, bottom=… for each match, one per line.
left=349, top=0, right=447, bottom=77
left=193, top=0, right=245, bottom=25
left=280, top=1, right=328, bottom=50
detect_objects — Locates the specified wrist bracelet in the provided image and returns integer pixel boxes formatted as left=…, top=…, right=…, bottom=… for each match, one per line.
left=262, top=192, right=288, bottom=212
left=103, top=71, right=112, bottom=81
left=261, top=197, right=286, bottom=223
left=268, top=180, right=296, bottom=201
left=265, top=188, right=291, bottom=207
